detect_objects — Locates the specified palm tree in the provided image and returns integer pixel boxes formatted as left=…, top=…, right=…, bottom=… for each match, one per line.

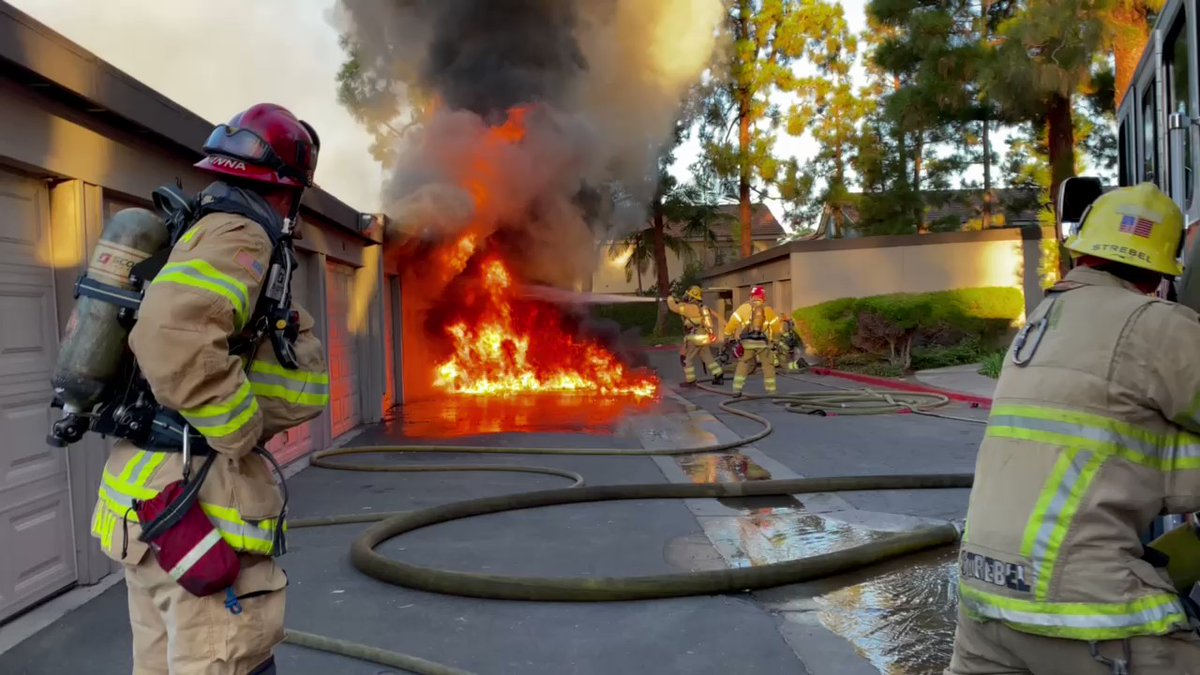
left=648, top=172, right=732, bottom=335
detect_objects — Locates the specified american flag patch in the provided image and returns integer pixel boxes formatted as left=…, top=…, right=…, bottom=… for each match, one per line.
left=1119, top=214, right=1156, bottom=238
left=234, top=249, right=265, bottom=281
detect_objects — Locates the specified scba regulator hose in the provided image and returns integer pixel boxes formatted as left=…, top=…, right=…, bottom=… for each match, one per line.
left=282, top=386, right=976, bottom=673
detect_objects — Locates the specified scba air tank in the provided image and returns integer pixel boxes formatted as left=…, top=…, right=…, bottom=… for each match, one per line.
left=51, top=208, right=168, bottom=418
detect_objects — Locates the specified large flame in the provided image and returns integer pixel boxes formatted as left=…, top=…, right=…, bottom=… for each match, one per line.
left=432, top=254, right=658, bottom=398
left=400, top=105, right=660, bottom=404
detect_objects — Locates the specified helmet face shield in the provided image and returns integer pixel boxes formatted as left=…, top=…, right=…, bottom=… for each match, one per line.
left=201, top=123, right=316, bottom=187
left=203, top=125, right=274, bottom=165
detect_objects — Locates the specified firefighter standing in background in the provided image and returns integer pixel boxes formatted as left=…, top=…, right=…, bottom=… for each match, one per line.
left=91, top=104, right=330, bottom=675
left=725, top=286, right=783, bottom=396
left=946, top=183, right=1200, bottom=674
left=668, top=285, right=724, bottom=387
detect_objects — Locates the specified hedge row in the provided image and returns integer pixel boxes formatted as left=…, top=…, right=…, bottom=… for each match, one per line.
left=793, top=287, right=1024, bottom=359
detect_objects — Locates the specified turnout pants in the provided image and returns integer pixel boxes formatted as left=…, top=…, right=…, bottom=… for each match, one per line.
left=946, top=609, right=1200, bottom=674
left=681, top=335, right=721, bottom=383
left=733, top=340, right=775, bottom=394
left=125, top=551, right=286, bottom=675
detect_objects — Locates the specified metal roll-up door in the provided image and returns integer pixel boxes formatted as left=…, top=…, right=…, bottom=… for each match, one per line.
left=0, top=170, right=76, bottom=620
left=325, top=260, right=360, bottom=438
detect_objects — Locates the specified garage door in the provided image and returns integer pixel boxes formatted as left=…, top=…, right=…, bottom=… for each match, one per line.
left=326, top=261, right=360, bottom=438
left=383, top=277, right=397, bottom=415
left=264, top=252, right=315, bottom=466
left=0, top=171, right=75, bottom=621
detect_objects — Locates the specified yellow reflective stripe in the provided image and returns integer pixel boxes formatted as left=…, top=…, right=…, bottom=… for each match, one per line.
left=988, top=404, right=1200, bottom=471
left=178, top=227, right=201, bottom=245
left=152, top=260, right=250, bottom=328
left=180, top=381, right=259, bottom=438
left=250, top=360, right=330, bottom=384
left=1034, top=451, right=1105, bottom=600
left=250, top=383, right=329, bottom=406
left=103, top=469, right=158, bottom=501
left=97, top=495, right=278, bottom=554
left=248, top=361, right=330, bottom=406
left=959, top=583, right=1187, bottom=640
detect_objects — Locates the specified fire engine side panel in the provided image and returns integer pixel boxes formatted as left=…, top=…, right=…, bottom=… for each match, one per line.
left=0, top=169, right=76, bottom=621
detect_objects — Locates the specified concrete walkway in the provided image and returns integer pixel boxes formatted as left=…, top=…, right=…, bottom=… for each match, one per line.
left=0, top=354, right=986, bottom=674
left=914, top=363, right=997, bottom=399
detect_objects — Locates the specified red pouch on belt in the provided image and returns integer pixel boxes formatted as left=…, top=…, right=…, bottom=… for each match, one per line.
left=135, top=466, right=240, bottom=597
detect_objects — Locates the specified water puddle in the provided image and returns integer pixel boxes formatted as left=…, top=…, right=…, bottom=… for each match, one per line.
left=675, top=453, right=804, bottom=513
left=814, top=547, right=958, bottom=674
left=389, top=394, right=669, bottom=438
left=701, top=511, right=892, bottom=569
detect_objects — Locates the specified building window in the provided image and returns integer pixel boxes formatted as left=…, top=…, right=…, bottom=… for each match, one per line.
left=1143, top=82, right=1159, bottom=185
left=1169, top=18, right=1193, bottom=206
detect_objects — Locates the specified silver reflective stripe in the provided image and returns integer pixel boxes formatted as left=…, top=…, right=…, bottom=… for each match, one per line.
left=989, top=414, right=1161, bottom=459
left=960, top=595, right=1186, bottom=630
left=248, top=371, right=330, bottom=397
left=124, top=452, right=160, bottom=483
left=101, top=483, right=133, bottom=510
left=1028, top=450, right=1091, bottom=584
left=167, top=529, right=224, bottom=581
left=207, top=512, right=275, bottom=547
left=991, top=413, right=1200, bottom=467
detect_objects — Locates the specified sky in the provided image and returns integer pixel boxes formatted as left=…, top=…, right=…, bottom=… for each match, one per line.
left=12, top=0, right=1031, bottom=233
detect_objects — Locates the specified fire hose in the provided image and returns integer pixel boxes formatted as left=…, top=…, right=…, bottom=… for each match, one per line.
left=281, top=386, right=977, bottom=674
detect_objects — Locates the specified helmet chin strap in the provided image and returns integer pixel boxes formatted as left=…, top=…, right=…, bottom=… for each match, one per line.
left=282, top=190, right=304, bottom=236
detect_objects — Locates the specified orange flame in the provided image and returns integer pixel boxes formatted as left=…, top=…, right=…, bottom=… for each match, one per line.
left=401, top=105, right=660, bottom=406
left=432, top=252, right=658, bottom=398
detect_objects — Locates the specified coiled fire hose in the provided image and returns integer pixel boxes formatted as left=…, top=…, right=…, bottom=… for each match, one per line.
left=281, top=385, right=978, bottom=674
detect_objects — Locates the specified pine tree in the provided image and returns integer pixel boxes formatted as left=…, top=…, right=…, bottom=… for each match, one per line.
left=986, top=0, right=1108, bottom=203
left=1102, top=1, right=1166, bottom=109
left=788, top=2, right=864, bottom=234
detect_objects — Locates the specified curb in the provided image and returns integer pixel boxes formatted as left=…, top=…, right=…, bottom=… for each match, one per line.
left=809, top=367, right=993, bottom=408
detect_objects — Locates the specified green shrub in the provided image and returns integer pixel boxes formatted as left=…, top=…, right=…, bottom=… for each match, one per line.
left=793, top=297, right=857, bottom=357
left=794, top=287, right=1024, bottom=369
left=979, top=351, right=1005, bottom=379
left=910, top=337, right=988, bottom=371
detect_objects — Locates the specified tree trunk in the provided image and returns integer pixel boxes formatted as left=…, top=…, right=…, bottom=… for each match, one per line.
left=738, top=95, right=753, bottom=258
left=737, top=0, right=754, bottom=258
left=1111, top=2, right=1154, bottom=111
left=652, top=205, right=671, bottom=336
left=1047, top=94, right=1077, bottom=210
left=913, top=131, right=925, bottom=230
left=982, top=118, right=993, bottom=229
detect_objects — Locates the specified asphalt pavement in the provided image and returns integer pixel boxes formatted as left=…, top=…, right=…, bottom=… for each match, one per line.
left=0, top=351, right=987, bottom=675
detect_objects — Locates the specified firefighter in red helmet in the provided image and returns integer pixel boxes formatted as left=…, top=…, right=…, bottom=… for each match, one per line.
left=92, top=104, right=329, bottom=675
left=724, top=286, right=783, bottom=396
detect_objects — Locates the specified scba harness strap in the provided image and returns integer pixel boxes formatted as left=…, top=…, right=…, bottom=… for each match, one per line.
left=74, top=182, right=297, bottom=562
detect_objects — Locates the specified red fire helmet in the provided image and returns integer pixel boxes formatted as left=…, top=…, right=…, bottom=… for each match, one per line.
left=750, top=286, right=766, bottom=302
left=195, top=103, right=320, bottom=189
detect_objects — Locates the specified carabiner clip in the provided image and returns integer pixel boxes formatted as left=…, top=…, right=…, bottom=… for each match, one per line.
left=181, top=423, right=192, bottom=484
left=1011, top=297, right=1059, bottom=368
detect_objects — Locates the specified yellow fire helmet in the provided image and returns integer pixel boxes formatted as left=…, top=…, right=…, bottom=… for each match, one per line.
left=685, top=285, right=703, bottom=302
left=1064, top=182, right=1184, bottom=276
